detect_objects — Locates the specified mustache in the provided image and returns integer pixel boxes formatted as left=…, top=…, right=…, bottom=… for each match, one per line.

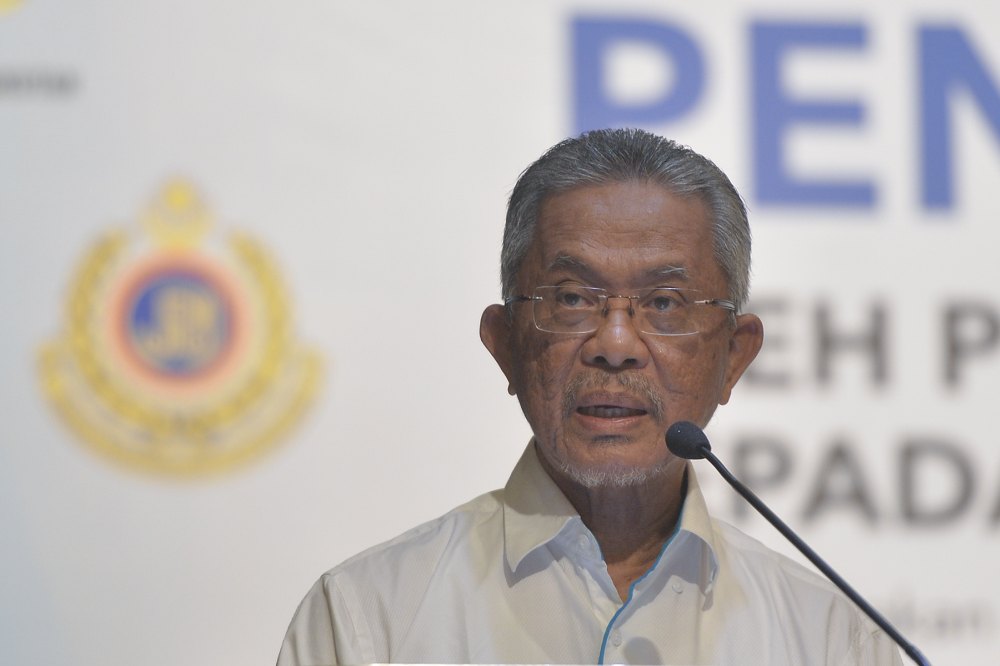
left=562, top=372, right=665, bottom=421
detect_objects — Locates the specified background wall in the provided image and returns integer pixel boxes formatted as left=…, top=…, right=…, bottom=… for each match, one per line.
left=2, top=1, right=999, bottom=664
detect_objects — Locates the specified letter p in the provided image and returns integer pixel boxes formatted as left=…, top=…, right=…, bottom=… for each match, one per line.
left=571, top=17, right=704, bottom=134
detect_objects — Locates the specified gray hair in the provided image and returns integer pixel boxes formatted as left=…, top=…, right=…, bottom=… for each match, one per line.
left=501, top=128, right=751, bottom=310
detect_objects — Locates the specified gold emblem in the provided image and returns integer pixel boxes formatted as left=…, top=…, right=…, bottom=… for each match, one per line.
left=0, top=0, right=23, bottom=16
left=39, top=180, right=323, bottom=475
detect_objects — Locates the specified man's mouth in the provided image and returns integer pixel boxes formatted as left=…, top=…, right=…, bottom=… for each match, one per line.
left=576, top=405, right=648, bottom=419
left=563, top=374, right=665, bottom=423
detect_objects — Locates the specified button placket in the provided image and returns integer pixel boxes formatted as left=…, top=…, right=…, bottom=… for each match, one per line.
left=559, top=526, right=620, bottom=625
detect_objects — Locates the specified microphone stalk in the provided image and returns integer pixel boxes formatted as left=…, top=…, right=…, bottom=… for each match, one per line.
left=670, top=423, right=930, bottom=666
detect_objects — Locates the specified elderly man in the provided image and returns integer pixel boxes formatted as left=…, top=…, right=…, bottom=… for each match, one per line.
left=278, top=129, right=903, bottom=665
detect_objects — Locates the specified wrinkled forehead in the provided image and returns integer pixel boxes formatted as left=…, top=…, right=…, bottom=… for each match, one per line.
left=538, top=252, right=694, bottom=288
left=521, top=182, right=722, bottom=290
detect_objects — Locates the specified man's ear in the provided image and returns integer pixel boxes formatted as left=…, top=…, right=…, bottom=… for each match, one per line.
left=480, top=304, right=517, bottom=396
left=719, top=313, right=764, bottom=405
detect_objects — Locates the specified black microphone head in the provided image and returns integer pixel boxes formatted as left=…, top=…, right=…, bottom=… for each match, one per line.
left=666, top=421, right=711, bottom=460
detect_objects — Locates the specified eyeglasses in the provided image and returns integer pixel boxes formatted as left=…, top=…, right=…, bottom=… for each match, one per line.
left=505, top=285, right=736, bottom=336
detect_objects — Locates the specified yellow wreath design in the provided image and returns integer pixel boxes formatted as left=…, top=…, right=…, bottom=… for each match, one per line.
left=39, top=232, right=322, bottom=475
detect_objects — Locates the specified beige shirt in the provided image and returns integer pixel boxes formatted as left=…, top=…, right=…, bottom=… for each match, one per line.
left=278, top=443, right=903, bottom=665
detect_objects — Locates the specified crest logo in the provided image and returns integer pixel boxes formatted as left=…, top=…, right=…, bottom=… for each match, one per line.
left=39, top=180, right=322, bottom=475
left=0, top=0, right=22, bottom=16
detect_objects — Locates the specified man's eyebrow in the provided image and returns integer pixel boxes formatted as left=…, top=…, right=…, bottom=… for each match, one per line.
left=546, top=254, right=595, bottom=278
left=646, top=265, right=689, bottom=282
left=545, top=256, right=690, bottom=285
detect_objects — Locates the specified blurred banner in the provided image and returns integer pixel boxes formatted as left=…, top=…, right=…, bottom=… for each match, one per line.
left=2, top=2, right=998, bottom=665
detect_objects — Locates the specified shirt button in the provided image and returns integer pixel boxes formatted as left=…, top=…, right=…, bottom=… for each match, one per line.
left=611, top=629, right=622, bottom=646
left=672, top=580, right=683, bottom=594
left=577, top=535, right=590, bottom=551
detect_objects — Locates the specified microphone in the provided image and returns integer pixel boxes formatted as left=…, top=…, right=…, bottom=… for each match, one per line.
left=666, top=421, right=930, bottom=666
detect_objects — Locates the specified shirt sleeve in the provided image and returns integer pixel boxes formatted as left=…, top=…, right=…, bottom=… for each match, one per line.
left=277, top=574, right=370, bottom=666
left=835, top=612, right=906, bottom=666
left=852, top=628, right=906, bottom=666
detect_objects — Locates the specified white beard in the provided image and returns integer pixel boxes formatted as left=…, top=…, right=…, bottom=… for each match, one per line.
left=548, top=455, right=674, bottom=489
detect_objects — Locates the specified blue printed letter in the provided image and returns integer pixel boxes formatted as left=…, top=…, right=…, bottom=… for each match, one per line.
left=572, top=17, right=704, bottom=134
left=752, top=23, right=874, bottom=207
left=920, top=26, right=1000, bottom=209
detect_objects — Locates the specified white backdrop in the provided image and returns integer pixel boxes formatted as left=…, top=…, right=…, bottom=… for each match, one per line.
left=2, top=1, right=999, bottom=664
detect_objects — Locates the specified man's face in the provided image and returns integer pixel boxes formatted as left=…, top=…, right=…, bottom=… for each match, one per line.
left=481, top=180, right=762, bottom=488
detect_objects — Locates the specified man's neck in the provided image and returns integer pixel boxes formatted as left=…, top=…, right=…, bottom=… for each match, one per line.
left=538, top=453, right=688, bottom=602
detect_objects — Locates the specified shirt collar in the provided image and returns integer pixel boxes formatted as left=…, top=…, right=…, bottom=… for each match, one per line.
left=501, top=441, right=580, bottom=573
left=671, top=462, right=721, bottom=592
left=501, top=440, right=720, bottom=590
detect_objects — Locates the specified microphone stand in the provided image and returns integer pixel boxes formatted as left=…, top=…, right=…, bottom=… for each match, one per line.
left=699, top=445, right=931, bottom=666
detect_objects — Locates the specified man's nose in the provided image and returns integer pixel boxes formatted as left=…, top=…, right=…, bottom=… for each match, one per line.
left=581, top=296, right=651, bottom=369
